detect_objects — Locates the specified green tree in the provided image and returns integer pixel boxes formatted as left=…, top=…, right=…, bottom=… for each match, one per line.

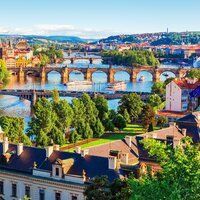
left=113, top=114, right=126, bottom=130
left=186, top=68, right=200, bottom=80
left=141, top=104, right=156, bottom=131
left=50, top=126, right=65, bottom=145
left=129, top=137, right=200, bottom=200
left=147, top=94, right=162, bottom=109
left=151, top=82, right=165, bottom=95
left=27, top=98, right=57, bottom=146
left=36, top=129, right=49, bottom=147
left=118, top=93, right=144, bottom=121
left=94, top=95, right=109, bottom=121
left=104, top=119, right=115, bottom=132
left=51, top=88, right=60, bottom=104
left=0, top=59, right=10, bottom=86
left=156, top=116, right=168, bottom=128
left=122, top=109, right=131, bottom=123
left=80, top=93, right=98, bottom=127
left=0, top=116, right=31, bottom=145
left=93, top=118, right=104, bottom=137
left=39, top=53, right=50, bottom=66
left=69, top=130, right=79, bottom=143
left=83, top=123, right=93, bottom=139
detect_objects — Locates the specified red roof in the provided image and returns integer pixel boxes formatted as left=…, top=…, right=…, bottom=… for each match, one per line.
left=173, top=79, right=200, bottom=89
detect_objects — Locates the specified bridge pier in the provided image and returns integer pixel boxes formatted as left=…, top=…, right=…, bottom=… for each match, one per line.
left=89, top=58, right=93, bottom=64
left=40, top=67, right=46, bottom=83
left=61, top=67, right=69, bottom=84
left=86, top=69, right=92, bottom=82
left=70, top=58, right=74, bottom=64
left=18, top=67, right=25, bottom=82
left=108, top=66, right=114, bottom=82
left=131, top=69, right=137, bottom=82
left=153, top=70, right=160, bottom=82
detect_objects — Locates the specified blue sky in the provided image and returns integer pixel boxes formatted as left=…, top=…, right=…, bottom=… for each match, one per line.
left=0, top=0, right=199, bottom=38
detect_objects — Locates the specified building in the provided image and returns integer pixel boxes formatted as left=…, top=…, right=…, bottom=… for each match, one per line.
left=165, top=78, right=200, bottom=112
left=0, top=139, right=120, bottom=200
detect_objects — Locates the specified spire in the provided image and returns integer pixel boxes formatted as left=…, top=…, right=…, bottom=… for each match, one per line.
left=9, top=39, right=13, bottom=49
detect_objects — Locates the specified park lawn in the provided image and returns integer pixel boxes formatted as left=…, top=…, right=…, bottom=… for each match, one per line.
left=64, top=124, right=152, bottom=152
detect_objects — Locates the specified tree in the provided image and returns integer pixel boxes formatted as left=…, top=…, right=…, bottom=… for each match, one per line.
left=94, top=95, right=109, bottom=122
left=0, top=59, right=10, bottom=86
left=104, top=119, right=115, bottom=132
left=39, top=53, right=50, bottom=66
left=164, top=77, right=175, bottom=86
left=51, top=88, right=60, bottom=104
left=147, top=94, right=162, bottom=109
left=93, top=118, right=104, bottom=137
left=83, top=123, right=93, bottom=139
left=69, top=130, right=79, bottom=143
left=156, top=116, right=168, bottom=128
left=84, top=176, right=131, bottom=200
left=122, top=109, right=131, bottom=123
left=113, top=114, right=126, bottom=131
left=186, top=68, right=200, bottom=80
left=50, top=126, right=65, bottom=145
left=141, top=104, right=156, bottom=131
left=0, top=116, right=31, bottom=145
left=80, top=93, right=98, bottom=127
left=27, top=98, right=57, bottom=146
left=129, top=137, right=200, bottom=200
left=151, top=82, right=165, bottom=95
left=118, top=93, right=144, bottom=121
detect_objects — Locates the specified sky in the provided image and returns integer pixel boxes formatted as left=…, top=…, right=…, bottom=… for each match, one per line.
left=0, top=0, right=199, bottom=38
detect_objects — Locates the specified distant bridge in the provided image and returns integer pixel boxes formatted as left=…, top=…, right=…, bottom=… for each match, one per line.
left=56, top=56, right=101, bottom=64
left=0, top=89, right=151, bottom=107
left=7, top=65, right=189, bottom=84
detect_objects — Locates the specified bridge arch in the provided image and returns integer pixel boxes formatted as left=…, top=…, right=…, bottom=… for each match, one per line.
left=160, top=70, right=176, bottom=81
left=46, top=70, right=62, bottom=83
left=69, top=70, right=84, bottom=81
left=24, top=69, right=40, bottom=77
left=114, top=70, right=131, bottom=82
left=136, top=70, right=153, bottom=81
left=92, top=70, right=108, bottom=83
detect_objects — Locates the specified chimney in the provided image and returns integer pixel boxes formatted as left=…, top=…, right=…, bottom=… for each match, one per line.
left=120, top=153, right=129, bottom=164
left=81, top=149, right=89, bottom=157
left=75, top=146, right=81, bottom=154
left=108, top=156, right=117, bottom=170
left=17, top=143, right=23, bottom=156
left=125, top=136, right=132, bottom=147
left=173, top=138, right=180, bottom=148
left=3, top=137, right=9, bottom=154
left=53, top=145, right=60, bottom=151
left=45, top=146, right=54, bottom=158
left=169, top=122, right=176, bottom=127
left=181, top=128, right=187, bottom=137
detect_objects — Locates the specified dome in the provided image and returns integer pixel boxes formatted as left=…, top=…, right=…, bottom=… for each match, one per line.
left=15, top=40, right=29, bottom=50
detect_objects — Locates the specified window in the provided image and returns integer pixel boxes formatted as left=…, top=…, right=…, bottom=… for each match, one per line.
left=12, top=183, right=17, bottom=197
left=55, top=192, right=61, bottom=200
left=55, top=168, right=59, bottom=176
left=39, top=189, right=45, bottom=200
left=72, top=196, right=77, bottom=200
left=0, top=181, right=3, bottom=195
left=25, top=186, right=30, bottom=198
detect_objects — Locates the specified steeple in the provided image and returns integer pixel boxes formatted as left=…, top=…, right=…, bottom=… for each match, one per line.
left=8, top=39, right=13, bottom=49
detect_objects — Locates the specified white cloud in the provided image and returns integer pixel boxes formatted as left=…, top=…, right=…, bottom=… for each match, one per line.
left=0, top=24, right=119, bottom=39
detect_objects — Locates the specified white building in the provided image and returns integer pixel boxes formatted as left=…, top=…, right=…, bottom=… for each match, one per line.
left=165, top=78, right=200, bottom=112
left=0, top=138, right=120, bottom=200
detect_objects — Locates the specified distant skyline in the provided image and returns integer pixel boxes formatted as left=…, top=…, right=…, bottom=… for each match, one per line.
left=0, top=0, right=199, bottom=38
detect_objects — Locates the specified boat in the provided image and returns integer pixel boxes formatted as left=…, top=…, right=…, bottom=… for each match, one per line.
left=74, top=71, right=82, bottom=75
left=105, top=81, right=127, bottom=91
left=139, top=76, right=144, bottom=81
left=66, top=80, right=92, bottom=87
left=163, top=73, right=169, bottom=77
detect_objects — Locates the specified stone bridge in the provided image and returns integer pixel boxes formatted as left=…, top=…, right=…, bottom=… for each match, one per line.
left=7, top=65, right=189, bottom=84
left=0, top=89, right=152, bottom=108
left=56, top=57, right=101, bottom=64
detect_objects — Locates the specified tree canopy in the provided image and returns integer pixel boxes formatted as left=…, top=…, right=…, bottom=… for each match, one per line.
left=0, top=59, right=10, bottom=86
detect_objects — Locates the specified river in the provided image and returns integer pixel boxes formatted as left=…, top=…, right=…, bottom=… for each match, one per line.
left=0, top=54, right=191, bottom=130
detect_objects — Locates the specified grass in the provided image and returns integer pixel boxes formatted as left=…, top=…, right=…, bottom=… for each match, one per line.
left=63, top=124, right=159, bottom=152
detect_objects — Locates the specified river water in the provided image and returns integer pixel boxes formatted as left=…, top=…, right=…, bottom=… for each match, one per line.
left=0, top=53, right=191, bottom=130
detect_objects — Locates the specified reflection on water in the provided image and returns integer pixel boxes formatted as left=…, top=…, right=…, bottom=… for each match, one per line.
left=0, top=59, right=183, bottom=129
